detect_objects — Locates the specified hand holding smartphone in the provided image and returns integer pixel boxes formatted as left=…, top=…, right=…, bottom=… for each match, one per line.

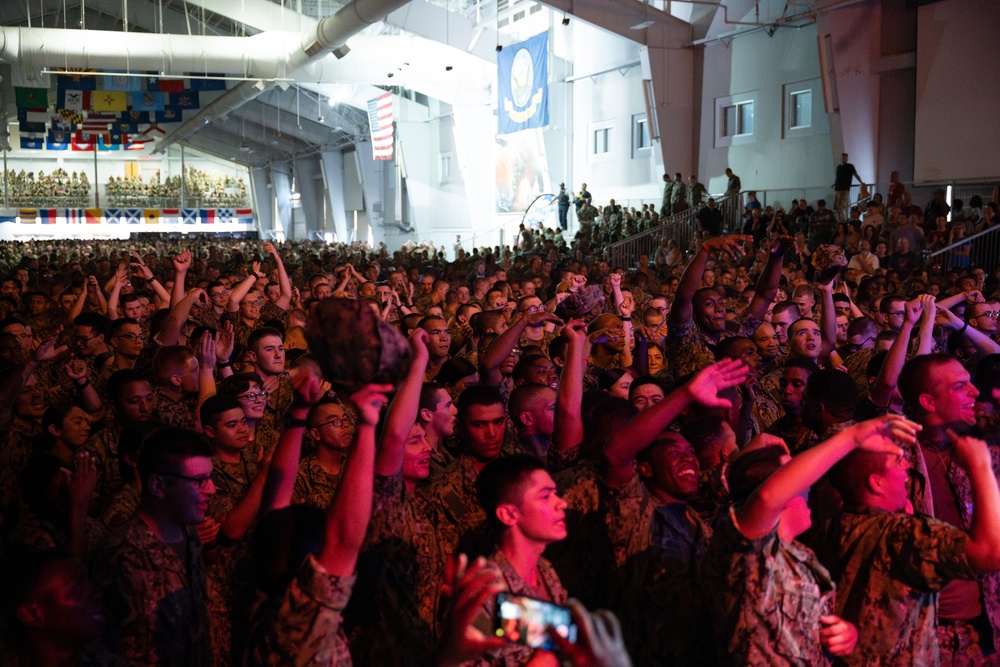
left=494, top=593, right=577, bottom=651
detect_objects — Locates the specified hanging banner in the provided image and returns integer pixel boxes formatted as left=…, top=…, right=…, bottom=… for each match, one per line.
left=497, top=32, right=549, bottom=135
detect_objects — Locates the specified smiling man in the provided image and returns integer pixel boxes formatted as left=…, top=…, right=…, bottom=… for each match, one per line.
left=603, top=359, right=749, bottom=665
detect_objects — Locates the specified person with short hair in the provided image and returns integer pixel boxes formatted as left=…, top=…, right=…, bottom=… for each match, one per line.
left=94, top=427, right=216, bottom=666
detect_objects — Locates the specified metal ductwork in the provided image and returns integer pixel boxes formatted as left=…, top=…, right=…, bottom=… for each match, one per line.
left=156, top=0, right=411, bottom=153
left=0, top=28, right=299, bottom=78
left=0, top=0, right=411, bottom=153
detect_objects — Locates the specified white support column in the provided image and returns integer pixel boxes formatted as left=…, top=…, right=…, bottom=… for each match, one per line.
left=250, top=167, right=275, bottom=234
left=270, top=167, right=293, bottom=238
left=641, top=23, right=696, bottom=175
left=293, top=155, right=324, bottom=238
left=320, top=149, right=349, bottom=242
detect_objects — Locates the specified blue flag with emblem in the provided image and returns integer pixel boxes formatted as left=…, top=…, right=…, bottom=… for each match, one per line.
left=497, top=32, right=549, bottom=135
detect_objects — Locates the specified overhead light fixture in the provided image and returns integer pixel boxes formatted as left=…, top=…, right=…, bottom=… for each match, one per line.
left=496, top=44, right=503, bottom=52
left=445, top=65, right=453, bottom=71
left=562, top=13, right=570, bottom=25
left=388, top=72, right=394, bottom=78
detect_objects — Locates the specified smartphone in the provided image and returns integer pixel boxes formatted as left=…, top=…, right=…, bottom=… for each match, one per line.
left=494, top=592, right=577, bottom=650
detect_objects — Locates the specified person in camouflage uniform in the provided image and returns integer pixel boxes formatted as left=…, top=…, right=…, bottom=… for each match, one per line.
left=666, top=234, right=786, bottom=380
left=601, top=360, right=749, bottom=665
left=428, top=385, right=509, bottom=559
left=896, top=353, right=1000, bottom=664
left=244, top=378, right=391, bottom=667
left=92, top=428, right=214, bottom=667
left=293, top=399, right=355, bottom=508
left=244, top=327, right=294, bottom=457
left=815, top=405, right=1000, bottom=667
left=150, top=346, right=205, bottom=431
left=705, top=418, right=914, bottom=666
left=462, top=455, right=569, bottom=667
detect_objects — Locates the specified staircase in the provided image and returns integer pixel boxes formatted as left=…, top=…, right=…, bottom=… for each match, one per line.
left=606, top=194, right=741, bottom=269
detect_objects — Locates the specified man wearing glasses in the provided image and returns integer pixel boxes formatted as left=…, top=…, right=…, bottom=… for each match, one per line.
left=515, top=295, right=558, bottom=356
left=201, top=281, right=230, bottom=331
left=965, top=302, right=1000, bottom=340
left=104, top=318, right=145, bottom=374
left=95, top=427, right=215, bottom=666
left=292, top=399, right=356, bottom=509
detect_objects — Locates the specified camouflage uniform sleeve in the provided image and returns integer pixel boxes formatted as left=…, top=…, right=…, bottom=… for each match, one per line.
left=604, top=472, right=652, bottom=567
left=245, top=554, right=357, bottom=667
left=259, top=301, right=288, bottom=324
left=886, top=513, right=976, bottom=590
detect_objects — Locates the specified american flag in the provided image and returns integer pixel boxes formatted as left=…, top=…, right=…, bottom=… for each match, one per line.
left=367, top=93, right=393, bottom=161
left=81, top=112, right=118, bottom=132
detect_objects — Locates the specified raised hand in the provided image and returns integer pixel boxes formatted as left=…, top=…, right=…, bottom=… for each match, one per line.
left=918, top=294, right=936, bottom=323
left=849, top=414, right=921, bottom=452
left=548, top=599, right=633, bottom=667
left=195, top=329, right=216, bottom=369
left=197, top=516, right=222, bottom=546
left=609, top=273, right=622, bottom=289
left=948, top=429, right=991, bottom=473
left=348, top=383, right=394, bottom=427
left=904, top=297, right=924, bottom=325
left=172, top=249, right=191, bottom=273
left=263, top=242, right=278, bottom=257
left=703, top=234, right=752, bottom=259
left=410, top=328, right=430, bottom=362
left=434, top=554, right=507, bottom=665
left=32, top=327, right=69, bottom=362
left=67, top=451, right=98, bottom=510
left=744, top=432, right=790, bottom=455
left=250, top=260, right=262, bottom=277
left=618, top=295, right=635, bottom=318
left=291, top=366, right=325, bottom=409
left=215, top=320, right=235, bottom=364
left=64, top=358, right=89, bottom=383
left=685, top=359, right=751, bottom=408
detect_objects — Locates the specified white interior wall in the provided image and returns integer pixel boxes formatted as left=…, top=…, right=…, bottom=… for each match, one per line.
left=914, top=0, right=1000, bottom=182
left=697, top=25, right=832, bottom=198
left=570, top=22, right=658, bottom=206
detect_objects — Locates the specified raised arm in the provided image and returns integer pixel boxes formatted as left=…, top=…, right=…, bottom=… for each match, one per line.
left=669, top=235, right=751, bottom=326
left=155, top=288, right=209, bottom=347
left=132, top=252, right=171, bottom=309
left=735, top=415, right=919, bottom=540
left=226, top=262, right=261, bottom=313
left=603, top=359, right=749, bottom=488
left=936, top=306, right=1000, bottom=356
left=106, top=264, right=127, bottom=320
left=949, top=430, right=1000, bottom=573
left=748, top=236, right=792, bottom=322
left=264, top=242, right=293, bottom=310
left=375, top=330, right=430, bottom=477
left=318, top=383, right=392, bottom=576
left=480, top=311, right=563, bottom=385
left=817, top=279, right=838, bottom=357
left=67, top=282, right=89, bottom=323
left=170, top=250, right=191, bottom=308
left=261, top=369, right=324, bottom=512
left=553, top=321, right=588, bottom=453
left=914, top=294, right=936, bottom=356
left=870, top=299, right=920, bottom=408
left=192, top=332, right=217, bottom=432
left=66, top=358, right=103, bottom=414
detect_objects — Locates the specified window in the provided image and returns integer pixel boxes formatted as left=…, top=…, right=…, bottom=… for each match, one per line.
left=439, top=152, right=453, bottom=183
left=593, top=127, right=612, bottom=154
left=632, top=113, right=651, bottom=158
left=722, top=101, right=754, bottom=137
left=529, top=4, right=542, bottom=14
left=789, top=90, right=812, bottom=129
left=513, top=10, right=525, bottom=21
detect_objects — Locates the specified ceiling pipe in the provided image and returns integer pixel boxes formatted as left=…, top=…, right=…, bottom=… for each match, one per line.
left=155, top=0, right=411, bottom=154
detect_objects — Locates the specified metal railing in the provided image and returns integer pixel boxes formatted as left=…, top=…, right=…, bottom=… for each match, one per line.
left=926, top=223, right=1000, bottom=272
left=606, top=194, right=741, bottom=269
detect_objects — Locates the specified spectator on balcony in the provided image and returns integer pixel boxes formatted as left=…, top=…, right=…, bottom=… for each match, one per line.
left=696, top=198, right=724, bottom=237
left=671, top=173, right=689, bottom=215
left=833, top=153, right=865, bottom=221
left=660, top=173, right=675, bottom=218
left=688, top=175, right=706, bottom=208
left=724, top=168, right=741, bottom=196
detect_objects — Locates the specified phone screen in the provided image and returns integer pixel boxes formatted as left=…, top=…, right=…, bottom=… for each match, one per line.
left=494, top=593, right=577, bottom=650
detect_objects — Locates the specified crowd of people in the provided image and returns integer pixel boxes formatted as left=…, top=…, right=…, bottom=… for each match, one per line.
left=105, top=167, right=249, bottom=209
left=0, top=179, right=999, bottom=667
left=3, top=169, right=91, bottom=207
